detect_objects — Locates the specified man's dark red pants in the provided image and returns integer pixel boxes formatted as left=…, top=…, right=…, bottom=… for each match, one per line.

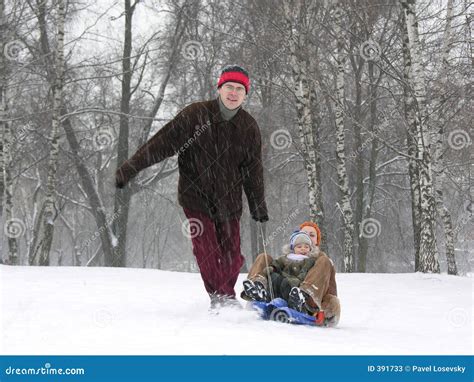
left=183, top=208, right=244, bottom=297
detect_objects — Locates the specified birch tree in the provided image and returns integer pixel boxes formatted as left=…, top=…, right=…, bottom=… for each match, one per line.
left=432, top=0, right=457, bottom=275
left=32, top=0, right=66, bottom=265
left=0, top=0, right=4, bottom=219
left=334, top=1, right=355, bottom=272
left=306, top=34, right=328, bottom=251
left=348, top=15, right=368, bottom=270
left=401, top=0, right=440, bottom=273
left=0, top=0, right=19, bottom=264
left=282, top=1, right=324, bottom=228
left=402, top=15, right=422, bottom=271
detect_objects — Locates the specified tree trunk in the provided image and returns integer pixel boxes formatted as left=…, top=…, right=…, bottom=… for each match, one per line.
left=432, top=0, right=457, bottom=275
left=334, top=1, right=355, bottom=272
left=401, top=0, right=440, bottom=273
left=0, top=0, right=4, bottom=218
left=357, top=60, right=379, bottom=272
left=308, top=83, right=328, bottom=251
left=282, top=1, right=321, bottom=226
left=111, top=0, right=137, bottom=267
left=61, top=113, right=116, bottom=263
left=402, top=13, right=421, bottom=271
left=1, top=116, right=18, bottom=265
left=350, top=55, right=365, bottom=271
left=38, top=0, right=66, bottom=266
left=0, top=0, right=19, bottom=264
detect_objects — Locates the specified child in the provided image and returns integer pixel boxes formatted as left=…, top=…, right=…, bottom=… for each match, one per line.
left=243, top=231, right=316, bottom=304
left=242, top=221, right=340, bottom=326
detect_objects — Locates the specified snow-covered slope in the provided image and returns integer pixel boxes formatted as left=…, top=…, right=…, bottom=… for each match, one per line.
left=1, top=265, right=472, bottom=355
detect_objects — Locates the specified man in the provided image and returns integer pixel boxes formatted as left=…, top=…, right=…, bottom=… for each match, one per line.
left=116, top=65, right=268, bottom=309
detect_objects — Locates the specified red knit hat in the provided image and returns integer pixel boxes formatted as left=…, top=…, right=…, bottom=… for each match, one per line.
left=299, top=221, right=322, bottom=246
left=217, top=65, right=250, bottom=94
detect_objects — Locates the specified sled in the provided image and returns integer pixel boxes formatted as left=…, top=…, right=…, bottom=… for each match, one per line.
left=250, top=297, right=327, bottom=327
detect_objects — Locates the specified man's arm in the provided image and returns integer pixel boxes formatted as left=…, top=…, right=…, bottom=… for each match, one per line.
left=116, top=106, right=193, bottom=187
left=241, top=122, right=268, bottom=222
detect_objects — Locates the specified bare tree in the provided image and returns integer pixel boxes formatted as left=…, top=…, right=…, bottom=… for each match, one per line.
left=0, top=0, right=19, bottom=263
left=282, top=1, right=323, bottom=227
left=35, top=0, right=66, bottom=266
left=400, top=0, right=440, bottom=273
left=334, top=1, right=355, bottom=272
left=432, top=0, right=457, bottom=275
left=401, top=8, right=422, bottom=271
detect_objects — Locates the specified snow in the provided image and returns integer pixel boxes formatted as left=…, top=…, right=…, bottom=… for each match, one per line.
left=1, top=265, right=472, bottom=355
left=110, top=233, right=118, bottom=248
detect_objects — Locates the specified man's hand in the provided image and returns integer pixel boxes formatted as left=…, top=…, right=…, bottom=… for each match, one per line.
left=252, top=214, right=269, bottom=223
left=115, top=168, right=128, bottom=189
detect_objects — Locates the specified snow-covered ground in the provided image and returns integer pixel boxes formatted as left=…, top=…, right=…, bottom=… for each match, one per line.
left=1, top=265, right=472, bottom=355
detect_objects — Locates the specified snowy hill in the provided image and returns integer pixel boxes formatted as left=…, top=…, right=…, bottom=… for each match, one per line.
left=1, top=265, right=472, bottom=355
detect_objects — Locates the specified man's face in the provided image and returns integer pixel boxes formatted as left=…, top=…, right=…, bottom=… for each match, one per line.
left=294, top=243, right=310, bottom=255
left=218, top=82, right=246, bottom=110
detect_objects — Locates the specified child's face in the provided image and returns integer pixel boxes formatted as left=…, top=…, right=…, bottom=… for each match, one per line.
left=294, top=243, right=310, bottom=255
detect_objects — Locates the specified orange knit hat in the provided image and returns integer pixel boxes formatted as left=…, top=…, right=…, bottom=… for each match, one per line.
left=299, top=221, right=322, bottom=246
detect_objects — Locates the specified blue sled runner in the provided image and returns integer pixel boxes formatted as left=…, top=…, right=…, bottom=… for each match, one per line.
left=250, top=298, right=325, bottom=326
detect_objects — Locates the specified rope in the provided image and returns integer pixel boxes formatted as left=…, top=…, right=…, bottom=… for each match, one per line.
left=259, top=222, right=274, bottom=301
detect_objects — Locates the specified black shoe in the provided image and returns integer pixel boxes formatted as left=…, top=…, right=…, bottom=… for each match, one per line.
left=288, top=287, right=306, bottom=312
left=243, top=280, right=257, bottom=300
left=254, top=281, right=269, bottom=302
left=243, top=280, right=268, bottom=302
